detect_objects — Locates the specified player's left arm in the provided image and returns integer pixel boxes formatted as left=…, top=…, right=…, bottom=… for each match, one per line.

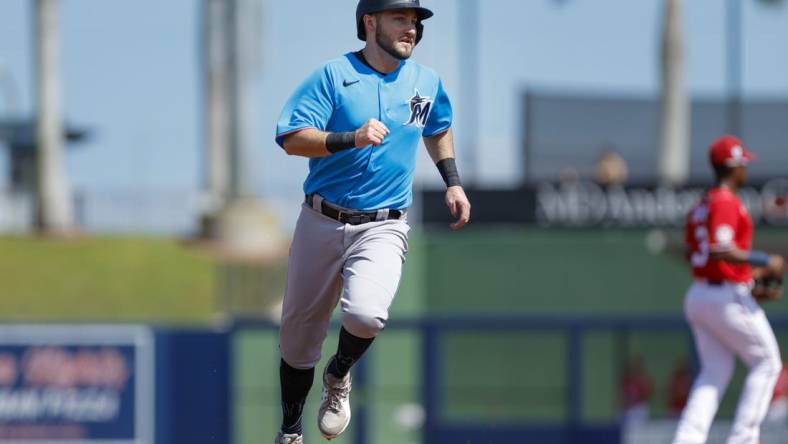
left=423, top=129, right=471, bottom=230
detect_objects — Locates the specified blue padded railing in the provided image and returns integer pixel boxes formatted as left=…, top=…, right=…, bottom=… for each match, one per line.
left=232, top=314, right=788, bottom=444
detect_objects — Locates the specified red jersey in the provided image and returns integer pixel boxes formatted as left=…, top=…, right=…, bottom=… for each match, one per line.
left=685, top=187, right=753, bottom=283
left=620, top=373, right=654, bottom=407
left=773, top=365, right=788, bottom=401
left=667, top=364, right=693, bottom=416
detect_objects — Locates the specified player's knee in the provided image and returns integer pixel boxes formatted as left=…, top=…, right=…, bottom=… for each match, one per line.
left=279, top=342, right=321, bottom=369
left=342, top=312, right=385, bottom=339
left=745, top=353, right=782, bottom=384
left=760, top=353, right=783, bottom=378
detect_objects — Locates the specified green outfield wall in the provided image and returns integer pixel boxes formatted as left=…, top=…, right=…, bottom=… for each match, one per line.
left=234, top=227, right=788, bottom=444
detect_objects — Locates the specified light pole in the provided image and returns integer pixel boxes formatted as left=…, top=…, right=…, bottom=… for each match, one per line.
left=658, top=0, right=690, bottom=186
left=202, top=0, right=231, bottom=222
left=458, top=0, right=479, bottom=186
left=202, top=0, right=284, bottom=256
left=726, top=0, right=743, bottom=137
left=34, top=0, right=75, bottom=235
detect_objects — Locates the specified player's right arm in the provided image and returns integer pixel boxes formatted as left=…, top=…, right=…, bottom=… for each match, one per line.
left=276, top=63, right=389, bottom=158
left=281, top=119, right=390, bottom=158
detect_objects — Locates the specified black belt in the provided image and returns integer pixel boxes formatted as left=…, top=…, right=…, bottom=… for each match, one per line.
left=306, top=194, right=404, bottom=225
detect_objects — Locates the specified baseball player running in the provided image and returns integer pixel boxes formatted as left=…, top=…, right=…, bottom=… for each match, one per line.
left=272, top=1, right=471, bottom=442
left=673, top=135, right=785, bottom=444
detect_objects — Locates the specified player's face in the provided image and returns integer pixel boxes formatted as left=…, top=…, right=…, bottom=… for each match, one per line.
left=732, top=165, right=748, bottom=186
left=374, top=10, right=418, bottom=60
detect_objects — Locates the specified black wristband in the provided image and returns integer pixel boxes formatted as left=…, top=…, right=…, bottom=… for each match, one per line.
left=325, top=132, right=356, bottom=153
left=436, top=158, right=462, bottom=187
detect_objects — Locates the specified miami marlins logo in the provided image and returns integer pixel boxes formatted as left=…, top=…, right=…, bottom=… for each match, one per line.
left=405, top=89, right=433, bottom=127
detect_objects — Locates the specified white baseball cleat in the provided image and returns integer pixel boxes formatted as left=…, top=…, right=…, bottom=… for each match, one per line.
left=317, top=356, right=352, bottom=440
left=273, top=431, right=303, bottom=444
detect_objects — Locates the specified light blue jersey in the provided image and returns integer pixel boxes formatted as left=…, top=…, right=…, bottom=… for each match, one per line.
left=276, top=52, right=452, bottom=211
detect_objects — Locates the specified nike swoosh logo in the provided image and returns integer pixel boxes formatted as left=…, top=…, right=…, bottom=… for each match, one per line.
left=343, top=79, right=360, bottom=87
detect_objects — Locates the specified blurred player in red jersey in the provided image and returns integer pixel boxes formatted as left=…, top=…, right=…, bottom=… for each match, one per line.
left=667, top=357, right=693, bottom=418
left=672, top=135, right=786, bottom=444
left=619, top=355, right=654, bottom=424
left=765, top=363, right=788, bottom=423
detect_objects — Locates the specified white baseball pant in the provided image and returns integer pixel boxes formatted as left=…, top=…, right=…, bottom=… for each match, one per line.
left=278, top=203, right=409, bottom=369
left=673, top=281, right=782, bottom=444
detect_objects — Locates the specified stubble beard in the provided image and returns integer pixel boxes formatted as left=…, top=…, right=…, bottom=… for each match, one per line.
left=375, top=27, right=413, bottom=61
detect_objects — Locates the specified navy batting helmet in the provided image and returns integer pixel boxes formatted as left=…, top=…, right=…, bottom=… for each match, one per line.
left=356, top=0, right=434, bottom=44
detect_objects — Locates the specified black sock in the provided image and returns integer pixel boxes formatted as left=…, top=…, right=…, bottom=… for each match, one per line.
left=327, top=327, right=375, bottom=379
left=279, top=359, right=314, bottom=435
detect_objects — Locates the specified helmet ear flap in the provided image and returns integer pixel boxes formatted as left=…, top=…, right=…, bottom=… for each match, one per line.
left=416, top=21, right=424, bottom=44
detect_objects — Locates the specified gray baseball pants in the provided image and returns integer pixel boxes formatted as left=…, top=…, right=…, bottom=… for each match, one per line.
left=279, top=202, right=409, bottom=369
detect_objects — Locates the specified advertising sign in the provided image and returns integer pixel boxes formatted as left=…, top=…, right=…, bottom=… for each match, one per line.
left=0, top=326, right=154, bottom=444
left=421, top=179, right=788, bottom=228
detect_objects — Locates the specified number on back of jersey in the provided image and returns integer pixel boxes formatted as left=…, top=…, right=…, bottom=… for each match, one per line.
left=689, top=203, right=710, bottom=267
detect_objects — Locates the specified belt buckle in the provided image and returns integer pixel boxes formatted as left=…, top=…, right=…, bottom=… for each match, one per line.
left=345, top=212, right=372, bottom=225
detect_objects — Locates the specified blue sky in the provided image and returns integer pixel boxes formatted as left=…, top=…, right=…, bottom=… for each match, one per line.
left=0, top=0, right=787, bottom=230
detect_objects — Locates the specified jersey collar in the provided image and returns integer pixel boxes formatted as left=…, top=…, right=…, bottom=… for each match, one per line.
left=347, top=52, right=406, bottom=79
